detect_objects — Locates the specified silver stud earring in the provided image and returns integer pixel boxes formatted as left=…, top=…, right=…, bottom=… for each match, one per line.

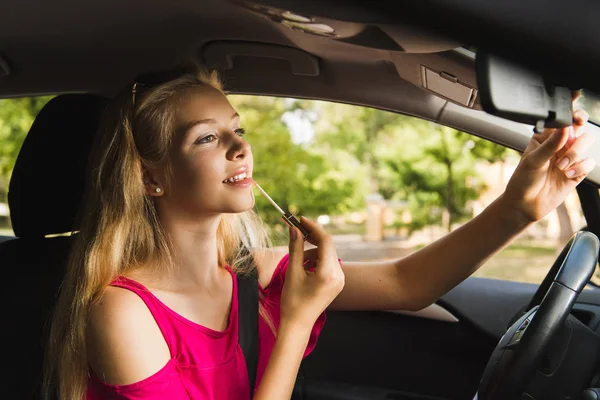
left=155, top=187, right=161, bottom=193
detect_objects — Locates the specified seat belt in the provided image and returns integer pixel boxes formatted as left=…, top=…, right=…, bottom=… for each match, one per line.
left=236, top=251, right=259, bottom=398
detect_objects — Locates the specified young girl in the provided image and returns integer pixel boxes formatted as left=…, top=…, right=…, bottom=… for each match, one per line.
left=44, top=65, right=595, bottom=400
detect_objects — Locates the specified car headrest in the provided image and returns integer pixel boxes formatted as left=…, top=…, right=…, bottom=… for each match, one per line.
left=8, top=94, right=109, bottom=238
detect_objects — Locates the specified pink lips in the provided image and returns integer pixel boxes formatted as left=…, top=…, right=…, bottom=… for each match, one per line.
left=223, top=177, right=252, bottom=188
left=223, top=165, right=250, bottom=182
left=222, top=165, right=252, bottom=188
left=222, top=172, right=253, bottom=188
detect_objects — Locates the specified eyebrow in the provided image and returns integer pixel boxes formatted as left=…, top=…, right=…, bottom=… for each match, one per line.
left=182, top=112, right=240, bottom=135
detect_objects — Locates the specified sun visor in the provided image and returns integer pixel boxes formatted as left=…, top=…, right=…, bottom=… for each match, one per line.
left=391, top=49, right=481, bottom=109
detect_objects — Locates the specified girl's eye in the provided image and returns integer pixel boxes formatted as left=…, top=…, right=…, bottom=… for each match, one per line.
left=194, top=129, right=245, bottom=145
left=195, top=134, right=217, bottom=145
left=235, top=128, right=246, bottom=137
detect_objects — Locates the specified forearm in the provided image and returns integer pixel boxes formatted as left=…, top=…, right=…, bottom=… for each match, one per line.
left=253, top=321, right=311, bottom=400
left=397, top=194, right=532, bottom=309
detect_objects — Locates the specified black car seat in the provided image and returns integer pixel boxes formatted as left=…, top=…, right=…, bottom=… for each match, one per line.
left=0, top=94, right=108, bottom=399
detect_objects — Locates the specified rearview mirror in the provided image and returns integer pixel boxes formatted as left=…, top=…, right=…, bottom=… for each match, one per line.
left=476, top=51, right=573, bottom=132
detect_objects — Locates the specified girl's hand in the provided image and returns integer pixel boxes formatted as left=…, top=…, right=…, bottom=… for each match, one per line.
left=502, top=96, right=596, bottom=223
left=280, top=217, right=344, bottom=328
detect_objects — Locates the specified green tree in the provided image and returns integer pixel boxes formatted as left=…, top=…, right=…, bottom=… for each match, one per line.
left=381, top=123, right=512, bottom=233
left=0, top=96, right=53, bottom=202
left=228, top=96, right=365, bottom=237
left=290, top=100, right=517, bottom=235
left=312, top=102, right=408, bottom=192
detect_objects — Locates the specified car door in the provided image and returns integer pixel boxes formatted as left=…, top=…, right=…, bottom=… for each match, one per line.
left=296, top=279, right=525, bottom=400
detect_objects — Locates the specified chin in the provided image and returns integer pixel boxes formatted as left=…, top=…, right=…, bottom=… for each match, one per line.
left=226, top=198, right=256, bottom=214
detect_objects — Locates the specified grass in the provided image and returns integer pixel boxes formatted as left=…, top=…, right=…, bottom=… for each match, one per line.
left=473, top=239, right=569, bottom=284
left=390, top=237, right=578, bottom=285
left=340, top=235, right=587, bottom=285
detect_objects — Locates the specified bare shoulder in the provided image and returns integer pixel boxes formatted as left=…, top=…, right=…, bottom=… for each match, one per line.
left=86, top=285, right=171, bottom=385
left=251, top=248, right=288, bottom=288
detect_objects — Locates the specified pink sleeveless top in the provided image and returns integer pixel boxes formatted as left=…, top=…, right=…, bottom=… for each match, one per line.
left=86, top=254, right=326, bottom=399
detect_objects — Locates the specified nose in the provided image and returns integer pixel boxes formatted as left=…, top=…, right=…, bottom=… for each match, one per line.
left=226, top=132, right=251, bottom=161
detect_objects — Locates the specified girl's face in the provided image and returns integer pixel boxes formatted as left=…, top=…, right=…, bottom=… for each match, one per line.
left=151, top=85, right=255, bottom=217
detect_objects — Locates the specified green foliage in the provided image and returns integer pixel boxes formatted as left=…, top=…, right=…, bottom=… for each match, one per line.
left=0, top=96, right=53, bottom=201
left=379, top=123, right=510, bottom=231
left=382, top=121, right=507, bottom=231
left=310, top=103, right=512, bottom=233
left=390, top=192, right=443, bottom=235
left=228, top=96, right=366, bottom=232
left=312, top=101, right=410, bottom=166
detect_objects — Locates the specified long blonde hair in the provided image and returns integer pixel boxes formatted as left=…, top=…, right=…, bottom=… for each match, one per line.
left=43, top=64, right=270, bottom=400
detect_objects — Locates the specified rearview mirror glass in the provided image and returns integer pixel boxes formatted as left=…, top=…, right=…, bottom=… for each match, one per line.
left=476, top=51, right=573, bottom=132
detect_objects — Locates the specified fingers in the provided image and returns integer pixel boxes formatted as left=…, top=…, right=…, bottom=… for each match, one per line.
left=573, top=109, right=589, bottom=128
left=302, top=247, right=319, bottom=262
left=534, top=126, right=557, bottom=142
left=532, top=108, right=588, bottom=142
left=555, top=132, right=595, bottom=173
left=527, top=108, right=592, bottom=169
left=298, top=217, right=331, bottom=248
left=287, top=226, right=305, bottom=279
left=300, top=248, right=319, bottom=272
left=569, top=109, right=590, bottom=146
left=565, top=158, right=596, bottom=180
left=298, top=216, right=325, bottom=242
left=297, top=216, right=338, bottom=275
left=527, top=128, right=569, bottom=168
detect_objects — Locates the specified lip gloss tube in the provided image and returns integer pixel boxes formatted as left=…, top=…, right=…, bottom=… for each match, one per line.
left=251, top=179, right=310, bottom=238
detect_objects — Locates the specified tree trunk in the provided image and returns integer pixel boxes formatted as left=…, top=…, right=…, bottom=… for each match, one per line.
left=363, top=151, right=379, bottom=193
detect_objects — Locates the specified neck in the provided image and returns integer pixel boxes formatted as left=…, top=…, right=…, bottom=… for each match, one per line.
left=153, top=206, right=224, bottom=290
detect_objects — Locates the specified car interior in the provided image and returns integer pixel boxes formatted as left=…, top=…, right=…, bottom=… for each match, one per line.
left=1, top=0, right=600, bottom=399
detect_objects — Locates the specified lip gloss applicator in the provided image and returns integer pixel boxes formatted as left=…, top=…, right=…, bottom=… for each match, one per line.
left=251, top=179, right=310, bottom=238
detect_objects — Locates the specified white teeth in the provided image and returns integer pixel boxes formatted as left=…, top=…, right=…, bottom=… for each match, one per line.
left=223, top=172, right=248, bottom=183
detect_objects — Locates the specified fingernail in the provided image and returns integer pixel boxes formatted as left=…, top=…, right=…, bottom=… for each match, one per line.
left=576, top=110, right=589, bottom=124
left=557, top=157, right=569, bottom=170
left=566, top=169, right=576, bottom=178
left=289, top=226, right=297, bottom=240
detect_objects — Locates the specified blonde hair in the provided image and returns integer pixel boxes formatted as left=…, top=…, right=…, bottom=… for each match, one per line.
left=43, top=64, right=271, bottom=400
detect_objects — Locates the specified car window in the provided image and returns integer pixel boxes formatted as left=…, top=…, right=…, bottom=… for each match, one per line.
left=0, top=96, right=53, bottom=236
left=227, top=95, right=594, bottom=285
left=0, top=94, right=596, bottom=286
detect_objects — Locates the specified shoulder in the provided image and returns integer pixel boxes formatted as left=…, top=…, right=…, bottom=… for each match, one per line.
left=86, top=285, right=171, bottom=385
left=251, top=248, right=289, bottom=289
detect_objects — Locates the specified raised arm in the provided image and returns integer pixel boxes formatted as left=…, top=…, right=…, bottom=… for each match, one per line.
left=329, top=108, right=595, bottom=312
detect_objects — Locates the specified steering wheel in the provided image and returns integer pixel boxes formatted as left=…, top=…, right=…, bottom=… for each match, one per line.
left=477, top=231, right=600, bottom=399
